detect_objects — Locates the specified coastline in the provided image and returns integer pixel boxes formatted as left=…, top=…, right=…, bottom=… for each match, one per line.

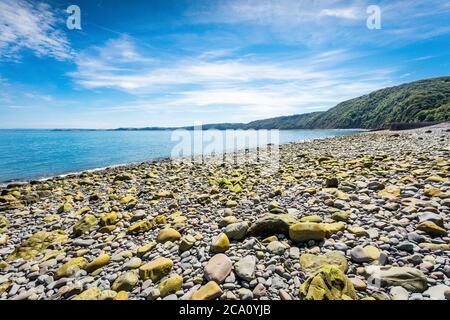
left=0, top=129, right=366, bottom=187
left=0, top=124, right=449, bottom=301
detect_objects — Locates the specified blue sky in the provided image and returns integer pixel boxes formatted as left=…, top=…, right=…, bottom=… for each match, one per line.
left=0, top=0, right=449, bottom=129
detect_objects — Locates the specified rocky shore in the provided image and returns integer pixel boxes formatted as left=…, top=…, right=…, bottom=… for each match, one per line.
left=1, top=124, right=450, bottom=300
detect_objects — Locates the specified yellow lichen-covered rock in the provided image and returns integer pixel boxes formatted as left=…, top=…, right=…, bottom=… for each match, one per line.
left=219, top=216, right=238, bottom=227
left=127, top=220, right=154, bottom=235
left=55, top=257, right=88, bottom=279
left=179, top=235, right=196, bottom=252
left=425, top=175, right=448, bottom=183
left=0, top=216, right=9, bottom=228
left=137, top=242, right=156, bottom=257
left=225, top=200, right=238, bottom=207
left=73, top=287, right=101, bottom=300
left=324, top=222, right=346, bottom=237
left=261, top=235, right=278, bottom=243
left=154, top=215, right=167, bottom=225
left=197, top=194, right=211, bottom=204
left=300, top=251, right=349, bottom=276
left=159, top=274, right=183, bottom=297
left=72, top=214, right=98, bottom=236
left=416, top=221, right=447, bottom=237
left=418, top=243, right=450, bottom=250
left=348, top=226, right=369, bottom=237
left=154, top=191, right=175, bottom=199
left=99, top=225, right=117, bottom=233
left=0, top=194, right=16, bottom=203
left=299, top=215, right=323, bottom=223
left=378, top=185, right=401, bottom=199
left=112, top=271, right=139, bottom=292
left=100, top=212, right=118, bottom=226
left=331, top=211, right=350, bottom=222
left=210, top=233, right=230, bottom=253
left=335, top=190, right=350, bottom=200
left=86, top=254, right=110, bottom=273
left=289, top=223, right=326, bottom=242
left=7, top=230, right=67, bottom=261
left=139, top=257, right=174, bottom=282
left=424, top=186, right=448, bottom=199
left=0, top=234, right=8, bottom=245
left=75, top=207, right=91, bottom=216
left=114, top=291, right=129, bottom=300
left=172, top=215, right=187, bottom=224
left=0, top=281, right=11, bottom=295
left=57, top=203, right=73, bottom=213
left=300, top=265, right=357, bottom=300
left=98, top=290, right=117, bottom=300
left=364, top=245, right=381, bottom=260
left=301, top=187, right=317, bottom=195
left=157, top=228, right=181, bottom=243
left=191, top=281, right=223, bottom=300
left=120, top=195, right=138, bottom=205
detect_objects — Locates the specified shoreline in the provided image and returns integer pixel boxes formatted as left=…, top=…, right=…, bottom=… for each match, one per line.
left=0, top=124, right=449, bottom=301
left=0, top=129, right=366, bottom=188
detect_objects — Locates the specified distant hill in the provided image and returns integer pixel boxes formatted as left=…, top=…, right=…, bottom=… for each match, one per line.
left=240, top=76, right=450, bottom=130
left=113, top=76, right=450, bottom=131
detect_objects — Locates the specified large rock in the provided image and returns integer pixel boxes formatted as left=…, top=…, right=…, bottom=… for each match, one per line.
left=300, top=251, right=348, bottom=276
left=235, top=255, right=256, bottom=281
left=86, top=254, right=110, bottom=273
left=323, top=222, right=346, bottom=237
left=159, top=275, right=183, bottom=297
left=139, top=257, right=173, bottom=282
left=390, top=286, right=409, bottom=300
left=300, top=265, right=357, bottom=300
left=73, top=287, right=101, bottom=300
left=350, top=245, right=380, bottom=263
left=191, top=281, right=223, bottom=300
left=179, top=235, right=196, bottom=252
left=224, top=222, right=249, bottom=240
left=127, top=220, right=154, bottom=235
left=423, top=284, right=450, bottom=300
left=248, top=214, right=298, bottom=237
left=55, top=257, right=88, bottom=279
left=267, top=241, right=287, bottom=255
left=157, top=228, right=181, bottom=243
left=210, top=233, right=230, bottom=253
left=112, top=271, right=139, bottom=292
left=100, top=212, right=118, bottom=226
left=72, top=214, right=98, bottom=237
left=416, top=221, right=447, bottom=237
left=364, top=266, right=427, bottom=293
left=204, top=254, right=232, bottom=284
left=289, top=223, right=326, bottom=242
left=7, top=230, right=67, bottom=261
left=418, top=212, right=444, bottom=227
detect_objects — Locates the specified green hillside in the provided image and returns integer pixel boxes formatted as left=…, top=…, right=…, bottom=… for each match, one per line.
left=244, top=76, right=450, bottom=130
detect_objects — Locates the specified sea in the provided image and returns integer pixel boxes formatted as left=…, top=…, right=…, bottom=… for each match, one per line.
left=0, top=129, right=362, bottom=183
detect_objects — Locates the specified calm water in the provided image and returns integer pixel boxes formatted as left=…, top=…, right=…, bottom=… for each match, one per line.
left=0, top=129, right=362, bottom=183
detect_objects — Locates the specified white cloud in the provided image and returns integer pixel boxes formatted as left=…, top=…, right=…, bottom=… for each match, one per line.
left=69, top=36, right=395, bottom=122
left=185, top=0, right=450, bottom=46
left=0, top=0, right=72, bottom=61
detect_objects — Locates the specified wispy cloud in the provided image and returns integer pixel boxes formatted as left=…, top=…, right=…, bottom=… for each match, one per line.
left=0, top=0, right=72, bottom=61
left=185, top=0, right=450, bottom=46
left=69, top=36, right=395, bottom=121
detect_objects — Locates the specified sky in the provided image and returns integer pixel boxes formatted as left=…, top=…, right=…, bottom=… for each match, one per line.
left=0, top=0, right=449, bottom=129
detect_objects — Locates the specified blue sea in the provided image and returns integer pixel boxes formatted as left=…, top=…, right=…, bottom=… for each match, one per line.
left=0, top=129, right=362, bottom=183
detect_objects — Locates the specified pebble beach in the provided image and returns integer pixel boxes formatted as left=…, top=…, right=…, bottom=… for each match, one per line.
left=1, top=124, right=450, bottom=301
